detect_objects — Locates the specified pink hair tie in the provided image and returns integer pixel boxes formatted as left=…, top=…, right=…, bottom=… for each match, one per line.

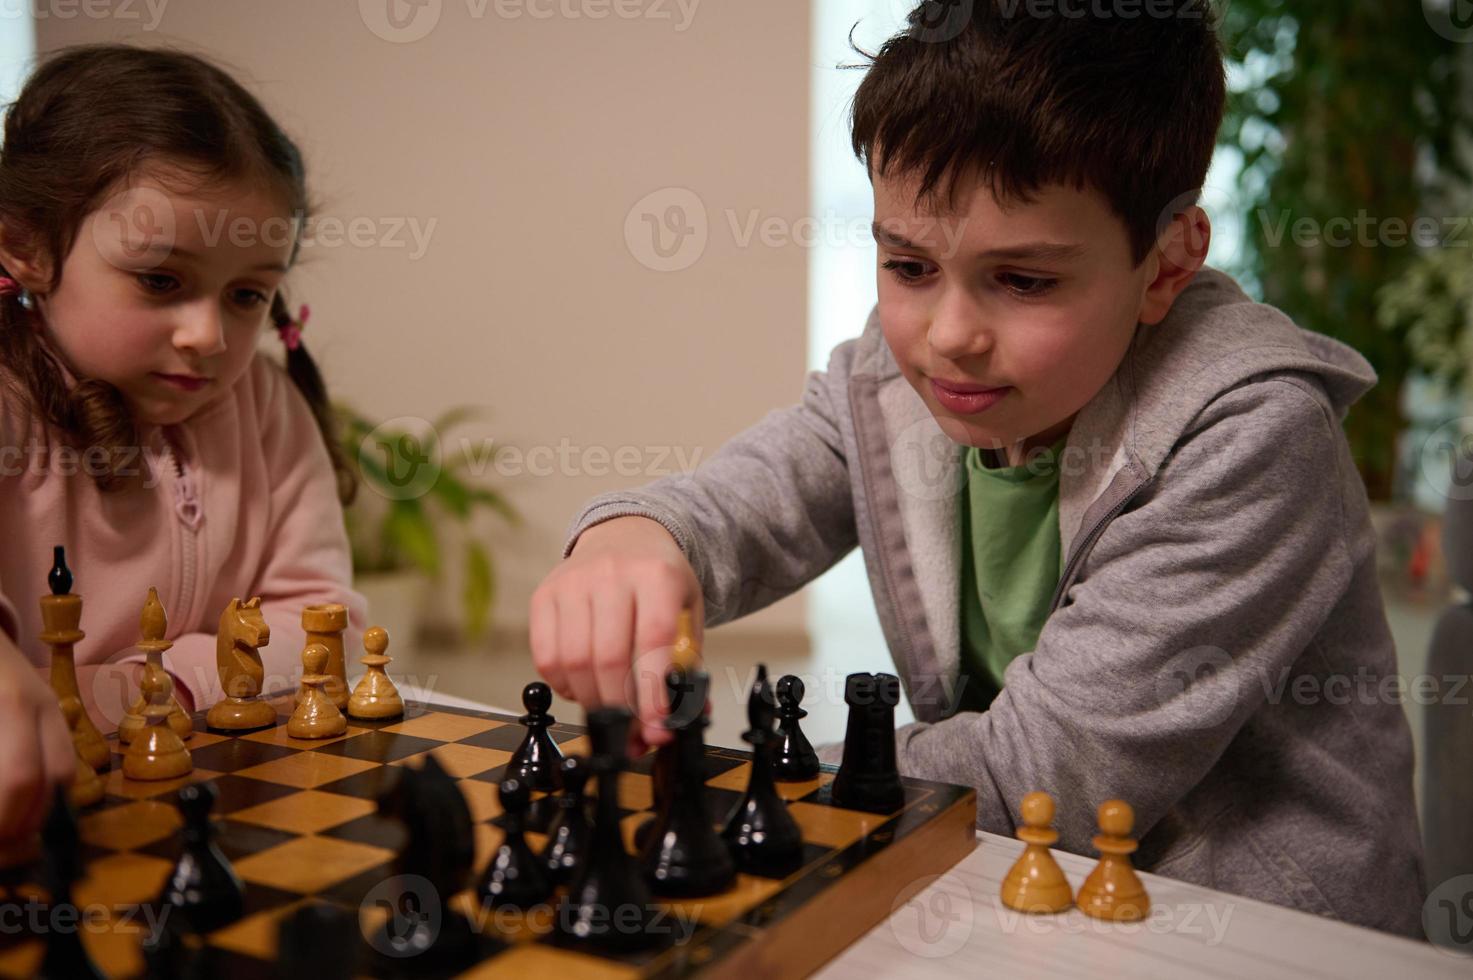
left=278, top=303, right=309, bottom=352
left=0, top=277, right=23, bottom=298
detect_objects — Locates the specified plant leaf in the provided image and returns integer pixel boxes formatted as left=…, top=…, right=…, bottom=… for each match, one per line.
left=462, top=540, right=495, bottom=639
left=385, top=501, right=440, bottom=577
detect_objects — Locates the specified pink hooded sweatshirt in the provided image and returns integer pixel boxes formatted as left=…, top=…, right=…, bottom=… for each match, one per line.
left=0, top=351, right=369, bottom=731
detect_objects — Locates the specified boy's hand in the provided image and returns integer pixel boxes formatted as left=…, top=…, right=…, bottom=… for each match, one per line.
left=0, top=636, right=76, bottom=841
left=530, top=515, right=703, bottom=753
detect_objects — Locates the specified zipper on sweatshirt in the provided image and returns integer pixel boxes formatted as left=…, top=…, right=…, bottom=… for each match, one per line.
left=1048, top=470, right=1149, bottom=615
left=161, top=427, right=202, bottom=626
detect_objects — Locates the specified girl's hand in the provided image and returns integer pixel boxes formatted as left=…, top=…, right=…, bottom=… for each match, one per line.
left=0, top=635, right=76, bottom=840
left=530, top=516, right=704, bottom=754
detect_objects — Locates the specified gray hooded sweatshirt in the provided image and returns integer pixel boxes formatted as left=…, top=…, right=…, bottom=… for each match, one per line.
left=563, top=267, right=1426, bottom=936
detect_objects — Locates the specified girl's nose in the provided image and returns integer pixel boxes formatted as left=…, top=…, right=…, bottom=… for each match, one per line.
left=173, top=305, right=227, bottom=358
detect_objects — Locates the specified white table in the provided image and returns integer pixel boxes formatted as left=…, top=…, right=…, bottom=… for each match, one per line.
left=818, top=831, right=1470, bottom=979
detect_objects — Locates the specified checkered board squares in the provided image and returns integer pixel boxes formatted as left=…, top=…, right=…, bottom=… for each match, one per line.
left=0, top=696, right=976, bottom=979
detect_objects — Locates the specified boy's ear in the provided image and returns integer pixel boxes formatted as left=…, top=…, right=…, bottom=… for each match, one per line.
left=0, top=221, right=53, bottom=292
left=1138, top=205, right=1211, bottom=326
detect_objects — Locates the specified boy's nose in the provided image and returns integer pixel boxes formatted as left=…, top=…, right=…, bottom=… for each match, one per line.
left=926, top=289, right=993, bottom=361
left=172, top=305, right=227, bottom=358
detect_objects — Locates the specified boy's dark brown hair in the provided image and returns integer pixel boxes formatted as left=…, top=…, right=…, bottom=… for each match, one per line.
left=0, top=44, right=355, bottom=502
left=851, top=0, right=1227, bottom=265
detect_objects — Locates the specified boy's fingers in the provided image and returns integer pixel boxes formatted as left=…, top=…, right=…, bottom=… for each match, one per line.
left=529, top=592, right=570, bottom=701
left=591, top=589, right=636, bottom=712
left=630, top=587, right=681, bottom=738
left=556, top=592, right=599, bottom=709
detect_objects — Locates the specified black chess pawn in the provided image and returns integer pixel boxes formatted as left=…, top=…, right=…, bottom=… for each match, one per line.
left=157, top=781, right=245, bottom=933
left=543, top=756, right=591, bottom=886
left=508, top=681, right=563, bottom=793
left=38, top=788, right=104, bottom=980
left=559, top=708, right=659, bottom=951
left=277, top=902, right=357, bottom=980
left=478, top=777, right=554, bottom=910
left=639, top=665, right=736, bottom=896
left=773, top=674, right=820, bottom=781
left=831, top=672, right=905, bottom=813
left=722, top=665, right=804, bottom=876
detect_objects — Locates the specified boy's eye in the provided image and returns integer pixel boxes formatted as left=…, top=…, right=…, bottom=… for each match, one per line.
left=998, top=272, right=1058, bottom=297
left=136, top=273, right=178, bottom=294
left=881, top=258, right=933, bottom=285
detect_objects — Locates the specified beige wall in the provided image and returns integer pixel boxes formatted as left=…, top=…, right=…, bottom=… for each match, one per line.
left=36, top=0, right=814, bottom=647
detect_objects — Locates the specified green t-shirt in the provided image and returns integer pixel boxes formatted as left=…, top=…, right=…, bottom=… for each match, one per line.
left=956, top=437, right=1066, bottom=713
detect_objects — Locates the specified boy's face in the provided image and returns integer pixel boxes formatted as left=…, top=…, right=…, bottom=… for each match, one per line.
left=873, top=169, right=1167, bottom=463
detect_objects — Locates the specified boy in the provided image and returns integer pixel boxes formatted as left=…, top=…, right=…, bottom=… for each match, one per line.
left=531, top=1, right=1425, bottom=935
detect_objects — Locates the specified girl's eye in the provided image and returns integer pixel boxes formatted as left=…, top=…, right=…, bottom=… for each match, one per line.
left=999, top=272, right=1058, bottom=298
left=136, top=273, right=178, bottom=294
left=881, top=258, right=933, bottom=285
left=231, top=288, right=270, bottom=309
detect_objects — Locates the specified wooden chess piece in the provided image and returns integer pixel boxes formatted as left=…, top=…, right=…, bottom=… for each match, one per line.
left=119, top=588, right=191, bottom=744
left=206, top=597, right=277, bottom=731
left=831, top=672, right=905, bottom=813
left=40, top=546, right=108, bottom=772
left=1001, top=791, right=1072, bottom=913
left=300, top=603, right=349, bottom=709
left=1076, top=799, right=1150, bottom=921
left=508, top=682, right=562, bottom=792
left=124, top=666, right=193, bottom=781
left=289, top=644, right=348, bottom=739
left=477, top=776, right=553, bottom=911
left=156, top=781, right=245, bottom=932
left=560, top=708, right=659, bottom=951
left=543, top=756, right=591, bottom=886
left=39, top=789, right=105, bottom=979
left=639, top=658, right=735, bottom=896
left=721, top=665, right=804, bottom=876
left=773, top=674, right=820, bottom=781
left=60, top=698, right=103, bottom=809
left=347, top=626, right=404, bottom=720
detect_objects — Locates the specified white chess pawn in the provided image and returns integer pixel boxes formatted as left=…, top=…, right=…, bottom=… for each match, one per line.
left=288, top=644, right=348, bottom=739
left=347, top=627, right=404, bottom=720
left=1000, top=791, right=1072, bottom=913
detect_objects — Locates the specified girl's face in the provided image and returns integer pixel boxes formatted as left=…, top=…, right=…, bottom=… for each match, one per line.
left=33, top=171, right=297, bottom=427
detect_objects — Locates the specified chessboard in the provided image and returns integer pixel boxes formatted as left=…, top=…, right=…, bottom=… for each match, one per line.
left=0, top=693, right=977, bottom=979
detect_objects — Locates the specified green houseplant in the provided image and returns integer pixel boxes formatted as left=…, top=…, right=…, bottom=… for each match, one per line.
left=338, top=404, right=518, bottom=642
left=1217, top=0, right=1472, bottom=500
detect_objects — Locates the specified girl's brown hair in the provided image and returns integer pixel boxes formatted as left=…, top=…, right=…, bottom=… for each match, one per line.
left=0, top=44, right=355, bottom=503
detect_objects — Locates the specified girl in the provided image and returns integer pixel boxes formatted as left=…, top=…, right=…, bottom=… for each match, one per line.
left=0, top=45, right=369, bottom=839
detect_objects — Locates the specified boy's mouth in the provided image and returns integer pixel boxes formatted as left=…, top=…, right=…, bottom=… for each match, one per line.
left=929, top=377, right=1011, bottom=415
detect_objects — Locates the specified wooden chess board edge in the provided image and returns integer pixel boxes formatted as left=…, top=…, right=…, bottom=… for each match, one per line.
left=703, top=787, right=978, bottom=980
